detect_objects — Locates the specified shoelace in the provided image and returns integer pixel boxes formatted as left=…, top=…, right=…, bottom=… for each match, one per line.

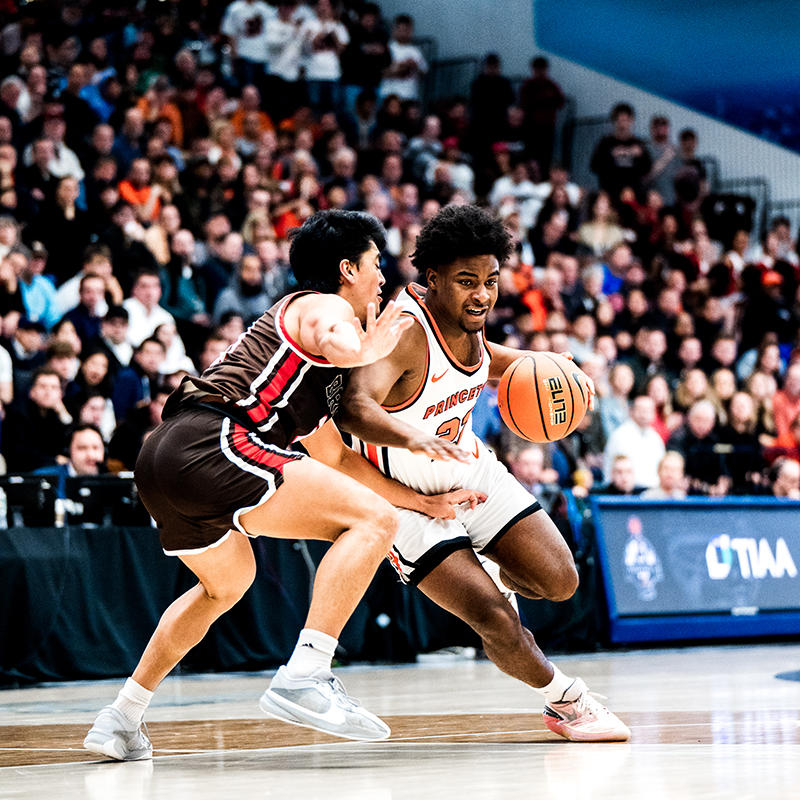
left=327, top=675, right=361, bottom=710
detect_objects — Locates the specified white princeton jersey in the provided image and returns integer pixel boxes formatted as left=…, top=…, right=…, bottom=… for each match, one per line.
left=346, top=283, right=491, bottom=495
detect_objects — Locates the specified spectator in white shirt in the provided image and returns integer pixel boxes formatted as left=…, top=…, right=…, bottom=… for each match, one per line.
left=603, top=394, right=665, bottom=488
left=265, top=0, right=305, bottom=122
left=300, top=0, right=349, bottom=113
left=221, top=0, right=275, bottom=92
left=380, top=14, right=427, bottom=101
left=641, top=451, right=688, bottom=499
left=122, top=268, right=175, bottom=347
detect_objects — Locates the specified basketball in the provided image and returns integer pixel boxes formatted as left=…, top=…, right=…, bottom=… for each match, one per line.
left=497, top=353, right=591, bottom=443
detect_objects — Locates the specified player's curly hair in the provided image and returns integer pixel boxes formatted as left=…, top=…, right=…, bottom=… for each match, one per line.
left=411, top=204, right=513, bottom=274
left=289, top=210, right=387, bottom=294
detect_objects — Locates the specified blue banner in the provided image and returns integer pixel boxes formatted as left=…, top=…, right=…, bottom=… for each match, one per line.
left=591, top=497, right=800, bottom=642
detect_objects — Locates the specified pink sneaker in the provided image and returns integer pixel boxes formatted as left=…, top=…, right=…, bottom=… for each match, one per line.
left=543, top=679, right=631, bottom=742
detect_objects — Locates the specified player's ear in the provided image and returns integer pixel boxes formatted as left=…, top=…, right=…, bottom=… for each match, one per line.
left=425, top=268, right=437, bottom=289
left=339, top=258, right=356, bottom=285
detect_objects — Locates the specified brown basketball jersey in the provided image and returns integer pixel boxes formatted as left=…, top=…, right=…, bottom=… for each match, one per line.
left=163, top=292, right=347, bottom=448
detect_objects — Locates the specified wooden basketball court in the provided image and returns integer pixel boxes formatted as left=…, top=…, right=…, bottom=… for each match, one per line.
left=2, top=644, right=799, bottom=798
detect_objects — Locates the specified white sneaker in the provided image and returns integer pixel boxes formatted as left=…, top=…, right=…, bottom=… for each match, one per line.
left=543, top=678, right=630, bottom=742
left=83, top=706, right=153, bottom=760
left=259, top=666, right=390, bottom=741
left=478, top=554, right=519, bottom=613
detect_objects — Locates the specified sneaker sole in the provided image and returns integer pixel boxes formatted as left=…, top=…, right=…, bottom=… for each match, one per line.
left=542, top=714, right=631, bottom=742
left=258, top=691, right=390, bottom=742
left=83, top=734, right=153, bottom=761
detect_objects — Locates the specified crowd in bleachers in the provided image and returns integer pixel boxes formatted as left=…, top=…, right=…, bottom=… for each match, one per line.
left=0, top=0, right=799, bottom=504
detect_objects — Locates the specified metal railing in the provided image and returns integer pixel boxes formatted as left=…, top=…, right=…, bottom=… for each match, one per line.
left=765, top=198, right=800, bottom=237
left=424, top=56, right=481, bottom=107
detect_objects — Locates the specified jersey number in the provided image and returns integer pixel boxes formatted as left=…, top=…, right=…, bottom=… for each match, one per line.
left=435, top=410, right=472, bottom=443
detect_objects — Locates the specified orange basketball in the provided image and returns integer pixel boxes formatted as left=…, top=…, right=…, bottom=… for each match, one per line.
left=497, top=353, right=591, bottom=443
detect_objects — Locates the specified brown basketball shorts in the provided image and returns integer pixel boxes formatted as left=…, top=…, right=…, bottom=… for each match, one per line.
left=135, top=407, right=306, bottom=554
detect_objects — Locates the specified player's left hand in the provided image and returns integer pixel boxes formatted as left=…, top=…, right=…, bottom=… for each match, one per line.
left=419, top=489, right=487, bottom=520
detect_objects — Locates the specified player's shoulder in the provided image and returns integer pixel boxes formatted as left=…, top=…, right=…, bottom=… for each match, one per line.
left=291, top=291, right=354, bottom=322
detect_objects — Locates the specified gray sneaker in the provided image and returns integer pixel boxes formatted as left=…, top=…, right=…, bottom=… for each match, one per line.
left=83, top=706, right=153, bottom=761
left=259, top=666, right=391, bottom=741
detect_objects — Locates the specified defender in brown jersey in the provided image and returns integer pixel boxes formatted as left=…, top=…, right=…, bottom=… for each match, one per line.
left=84, top=211, right=481, bottom=759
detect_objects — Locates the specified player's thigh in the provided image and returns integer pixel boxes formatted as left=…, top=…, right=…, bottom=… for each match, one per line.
left=238, top=456, right=397, bottom=542
left=489, top=508, right=578, bottom=591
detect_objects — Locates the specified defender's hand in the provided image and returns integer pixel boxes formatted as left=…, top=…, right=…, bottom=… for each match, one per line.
left=419, top=489, right=487, bottom=520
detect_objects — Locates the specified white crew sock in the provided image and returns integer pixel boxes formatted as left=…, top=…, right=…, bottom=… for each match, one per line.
left=536, top=664, right=583, bottom=704
left=285, top=628, right=338, bottom=678
left=111, top=677, right=154, bottom=725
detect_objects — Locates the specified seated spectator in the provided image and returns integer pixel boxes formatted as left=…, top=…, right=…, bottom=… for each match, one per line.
left=111, top=336, right=166, bottom=422
left=380, top=14, right=427, bottom=102
left=507, top=443, right=562, bottom=513
left=33, top=423, right=106, bottom=496
left=593, top=454, right=644, bottom=495
left=11, top=245, right=59, bottom=330
left=641, top=451, right=687, bottom=499
left=576, top=190, right=626, bottom=257
left=667, top=399, right=729, bottom=495
left=61, top=273, right=107, bottom=350
left=718, top=391, right=765, bottom=494
left=65, top=349, right=113, bottom=413
left=123, top=268, right=176, bottom=347
left=56, top=244, right=123, bottom=320
left=213, top=253, right=273, bottom=326
left=89, top=305, right=132, bottom=379
left=5, top=317, right=46, bottom=399
left=599, top=362, right=634, bottom=438
left=645, top=373, right=681, bottom=442
left=603, top=394, right=665, bottom=488
left=44, top=340, right=80, bottom=384
left=118, top=158, right=162, bottom=224
left=771, top=457, right=800, bottom=499
left=2, top=367, right=71, bottom=473
left=772, top=362, right=800, bottom=440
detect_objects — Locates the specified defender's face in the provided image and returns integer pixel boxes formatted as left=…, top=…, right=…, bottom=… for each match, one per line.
left=427, top=255, right=499, bottom=333
left=349, top=241, right=385, bottom=322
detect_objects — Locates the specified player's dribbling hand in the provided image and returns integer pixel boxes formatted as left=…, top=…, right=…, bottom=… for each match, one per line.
left=559, top=350, right=596, bottom=410
left=419, top=489, right=487, bottom=520
left=352, top=301, right=415, bottom=364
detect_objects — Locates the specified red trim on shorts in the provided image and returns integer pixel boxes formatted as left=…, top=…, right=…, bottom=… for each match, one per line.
left=231, top=424, right=300, bottom=470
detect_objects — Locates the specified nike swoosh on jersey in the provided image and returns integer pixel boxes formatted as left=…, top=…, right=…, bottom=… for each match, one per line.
left=431, top=370, right=448, bottom=382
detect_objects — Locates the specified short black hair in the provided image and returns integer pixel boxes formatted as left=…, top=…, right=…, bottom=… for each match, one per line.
left=611, top=102, right=634, bottom=120
left=411, top=205, right=513, bottom=274
left=289, top=210, right=386, bottom=294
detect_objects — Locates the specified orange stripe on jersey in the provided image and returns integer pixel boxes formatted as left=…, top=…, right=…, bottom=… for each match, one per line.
left=406, top=283, right=484, bottom=375
left=365, top=443, right=380, bottom=467
left=382, top=313, right=429, bottom=413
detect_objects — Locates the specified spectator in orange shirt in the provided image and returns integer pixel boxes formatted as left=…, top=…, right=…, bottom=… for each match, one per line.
left=773, top=362, right=800, bottom=440
left=230, top=84, right=274, bottom=138
left=118, top=158, right=162, bottom=223
left=136, top=76, right=184, bottom=147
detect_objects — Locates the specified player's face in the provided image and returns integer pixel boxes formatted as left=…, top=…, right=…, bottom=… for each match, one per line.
left=349, top=241, right=385, bottom=322
left=428, top=255, right=499, bottom=333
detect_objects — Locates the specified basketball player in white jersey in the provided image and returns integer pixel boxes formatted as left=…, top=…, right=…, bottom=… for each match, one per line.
left=338, top=205, right=630, bottom=741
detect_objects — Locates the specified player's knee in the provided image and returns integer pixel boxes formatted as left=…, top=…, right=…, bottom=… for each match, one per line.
left=545, top=563, right=579, bottom=602
left=203, top=568, right=256, bottom=608
left=358, top=497, right=398, bottom=549
left=471, top=596, right=522, bottom=644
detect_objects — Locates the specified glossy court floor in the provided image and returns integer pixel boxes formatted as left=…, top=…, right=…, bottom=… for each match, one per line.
left=2, top=643, right=799, bottom=799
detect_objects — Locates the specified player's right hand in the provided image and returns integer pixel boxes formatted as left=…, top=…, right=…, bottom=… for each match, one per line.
left=406, top=434, right=473, bottom=463
left=419, top=489, right=487, bottom=520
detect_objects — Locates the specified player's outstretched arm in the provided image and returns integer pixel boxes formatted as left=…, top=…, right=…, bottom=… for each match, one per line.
left=303, top=420, right=484, bottom=519
left=337, top=321, right=472, bottom=463
left=298, top=295, right=414, bottom=368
